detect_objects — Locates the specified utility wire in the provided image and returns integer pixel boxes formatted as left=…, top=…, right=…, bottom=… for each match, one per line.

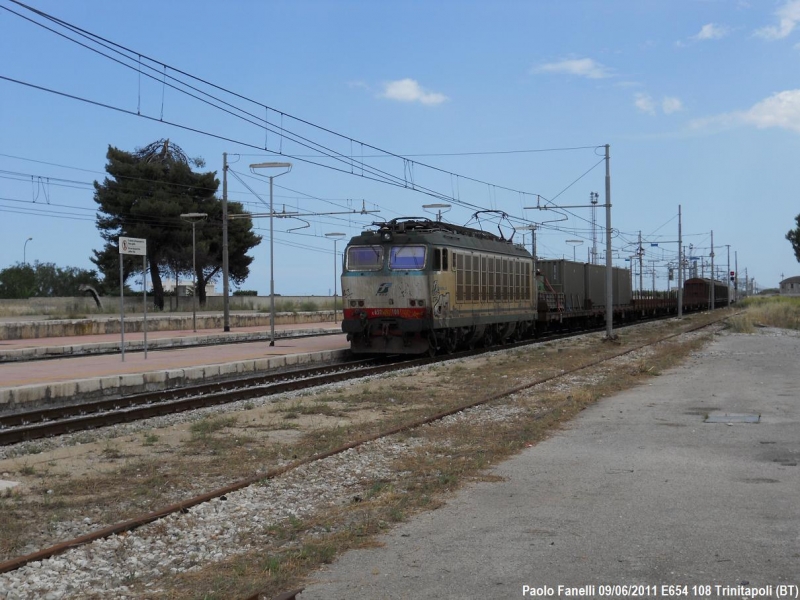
left=3, top=1, right=604, bottom=222
left=238, top=146, right=602, bottom=158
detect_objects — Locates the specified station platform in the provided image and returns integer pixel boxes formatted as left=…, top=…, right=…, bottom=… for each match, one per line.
left=0, top=321, right=349, bottom=413
left=0, top=319, right=340, bottom=362
left=301, top=329, right=800, bottom=598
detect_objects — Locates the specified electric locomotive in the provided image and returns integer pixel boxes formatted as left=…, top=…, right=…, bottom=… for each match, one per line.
left=341, top=218, right=536, bottom=355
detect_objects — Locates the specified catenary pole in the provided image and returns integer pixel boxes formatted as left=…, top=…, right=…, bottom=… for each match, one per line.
left=710, top=230, right=715, bottom=311
left=638, top=231, right=643, bottom=295
left=726, top=244, right=731, bottom=307
left=222, top=152, right=230, bottom=332
left=678, top=205, right=683, bottom=317
left=604, top=144, right=613, bottom=339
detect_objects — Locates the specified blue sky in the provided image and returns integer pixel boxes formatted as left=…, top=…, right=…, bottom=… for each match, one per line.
left=2, top=0, right=800, bottom=295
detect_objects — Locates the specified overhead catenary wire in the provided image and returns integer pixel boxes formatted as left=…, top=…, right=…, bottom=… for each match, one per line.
left=8, top=5, right=744, bottom=296
left=2, top=1, right=650, bottom=278
left=0, top=163, right=379, bottom=240
left=1, top=1, right=606, bottom=225
left=0, top=154, right=388, bottom=215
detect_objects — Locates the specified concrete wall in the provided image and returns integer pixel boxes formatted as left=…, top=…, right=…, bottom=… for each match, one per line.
left=0, top=311, right=337, bottom=341
left=177, top=295, right=340, bottom=312
left=0, top=295, right=339, bottom=317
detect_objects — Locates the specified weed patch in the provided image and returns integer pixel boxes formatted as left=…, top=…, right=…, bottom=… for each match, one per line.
left=190, top=416, right=238, bottom=438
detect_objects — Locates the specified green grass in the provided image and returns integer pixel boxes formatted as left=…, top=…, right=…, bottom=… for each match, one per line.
left=190, top=415, right=238, bottom=438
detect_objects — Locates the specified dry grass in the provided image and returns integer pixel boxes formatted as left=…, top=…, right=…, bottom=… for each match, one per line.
left=731, top=296, right=800, bottom=331
left=726, top=314, right=756, bottom=333
left=0, top=312, right=724, bottom=598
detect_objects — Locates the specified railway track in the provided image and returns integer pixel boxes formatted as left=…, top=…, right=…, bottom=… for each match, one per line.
left=0, top=312, right=705, bottom=446
left=0, top=357, right=398, bottom=445
left=0, top=313, right=732, bottom=584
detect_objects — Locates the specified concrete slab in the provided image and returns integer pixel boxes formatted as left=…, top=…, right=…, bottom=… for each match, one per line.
left=0, top=480, right=20, bottom=491
left=301, top=329, right=800, bottom=599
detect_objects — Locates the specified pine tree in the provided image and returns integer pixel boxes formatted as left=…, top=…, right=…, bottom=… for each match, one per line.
left=92, top=139, right=260, bottom=309
left=787, top=214, right=800, bottom=264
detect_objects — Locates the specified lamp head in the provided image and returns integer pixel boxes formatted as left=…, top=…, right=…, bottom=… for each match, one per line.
left=250, top=162, right=292, bottom=171
left=180, top=212, right=208, bottom=223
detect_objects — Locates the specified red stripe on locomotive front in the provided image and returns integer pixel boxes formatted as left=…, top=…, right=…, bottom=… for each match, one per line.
left=343, top=307, right=428, bottom=319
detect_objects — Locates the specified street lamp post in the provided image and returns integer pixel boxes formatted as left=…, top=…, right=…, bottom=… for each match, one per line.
left=566, top=240, right=583, bottom=262
left=180, top=213, right=208, bottom=332
left=325, top=233, right=346, bottom=323
left=249, top=162, right=292, bottom=346
left=23, top=237, right=32, bottom=264
left=422, top=203, right=451, bottom=222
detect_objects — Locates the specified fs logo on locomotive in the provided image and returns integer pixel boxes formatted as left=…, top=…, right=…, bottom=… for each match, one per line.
left=376, top=283, right=393, bottom=295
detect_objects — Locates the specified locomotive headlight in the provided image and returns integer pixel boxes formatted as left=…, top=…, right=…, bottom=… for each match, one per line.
left=382, top=232, right=393, bottom=242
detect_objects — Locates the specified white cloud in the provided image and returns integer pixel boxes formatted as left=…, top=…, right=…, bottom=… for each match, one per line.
left=662, top=97, right=684, bottom=114
left=740, top=89, right=800, bottom=131
left=532, top=57, right=612, bottom=79
left=755, top=0, right=800, bottom=40
left=634, top=93, right=656, bottom=115
left=635, top=93, right=683, bottom=116
left=693, top=23, right=731, bottom=40
left=616, top=81, right=643, bottom=88
left=379, top=79, right=448, bottom=105
left=676, top=22, right=731, bottom=46
left=692, top=90, right=800, bottom=133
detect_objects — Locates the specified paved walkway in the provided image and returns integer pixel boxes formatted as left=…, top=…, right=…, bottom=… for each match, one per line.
left=301, top=329, right=800, bottom=599
left=0, top=333, right=348, bottom=389
left=0, top=321, right=348, bottom=410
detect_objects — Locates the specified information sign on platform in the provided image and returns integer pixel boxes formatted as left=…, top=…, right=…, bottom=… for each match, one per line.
left=118, top=237, right=149, bottom=362
left=119, top=237, right=147, bottom=256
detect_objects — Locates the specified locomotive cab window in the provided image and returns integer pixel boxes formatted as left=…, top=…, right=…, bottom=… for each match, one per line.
left=346, top=245, right=384, bottom=271
left=433, top=248, right=448, bottom=271
left=389, top=245, right=426, bottom=270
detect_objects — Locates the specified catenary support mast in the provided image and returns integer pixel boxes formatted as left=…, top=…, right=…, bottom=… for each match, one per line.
left=605, top=144, right=613, bottom=339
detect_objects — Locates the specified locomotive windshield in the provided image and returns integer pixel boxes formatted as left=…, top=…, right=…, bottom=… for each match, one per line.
left=346, top=245, right=384, bottom=271
left=389, top=245, right=426, bottom=270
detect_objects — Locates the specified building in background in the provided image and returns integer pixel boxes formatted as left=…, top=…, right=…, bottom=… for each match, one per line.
left=779, top=276, right=800, bottom=297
